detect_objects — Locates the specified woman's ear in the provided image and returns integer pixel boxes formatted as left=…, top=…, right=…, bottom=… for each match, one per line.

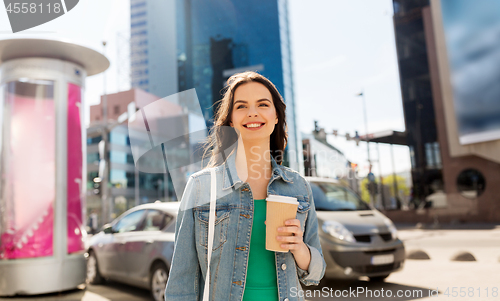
left=275, top=118, right=278, bottom=124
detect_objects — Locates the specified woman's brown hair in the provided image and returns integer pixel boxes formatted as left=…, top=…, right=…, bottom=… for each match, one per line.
left=202, top=71, right=287, bottom=167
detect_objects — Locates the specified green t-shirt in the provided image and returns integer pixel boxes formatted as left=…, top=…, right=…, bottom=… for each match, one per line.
left=242, top=199, right=279, bottom=301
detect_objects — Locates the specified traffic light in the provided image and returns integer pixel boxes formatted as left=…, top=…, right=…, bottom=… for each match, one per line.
left=93, top=177, right=102, bottom=195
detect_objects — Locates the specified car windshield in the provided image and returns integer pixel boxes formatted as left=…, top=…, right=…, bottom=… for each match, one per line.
left=310, top=182, right=371, bottom=211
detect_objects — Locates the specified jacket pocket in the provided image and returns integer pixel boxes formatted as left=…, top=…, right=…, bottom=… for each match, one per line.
left=195, top=206, right=231, bottom=250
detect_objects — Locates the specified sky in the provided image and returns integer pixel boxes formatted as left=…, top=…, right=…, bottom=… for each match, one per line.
left=0, top=0, right=411, bottom=178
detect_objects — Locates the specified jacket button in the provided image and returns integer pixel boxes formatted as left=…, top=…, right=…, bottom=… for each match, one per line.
left=284, top=298, right=289, bottom=301
left=242, top=187, right=249, bottom=192
left=281, top=263, right=287, bottom=270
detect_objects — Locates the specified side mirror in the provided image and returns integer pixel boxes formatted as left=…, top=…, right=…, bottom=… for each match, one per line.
left=102, top=224, right=114, bottom=234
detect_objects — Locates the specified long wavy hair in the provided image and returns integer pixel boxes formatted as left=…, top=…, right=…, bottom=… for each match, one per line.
left=202, top=71, right=288, bottom=168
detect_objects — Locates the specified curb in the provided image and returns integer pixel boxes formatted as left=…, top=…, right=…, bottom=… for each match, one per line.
left=451, top=251, right=476, bottom=262
left=406, top=249, right=431, bottom=260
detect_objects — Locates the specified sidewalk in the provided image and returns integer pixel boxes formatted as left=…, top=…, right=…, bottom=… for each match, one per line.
left=395, top=222, right=500, bottom=263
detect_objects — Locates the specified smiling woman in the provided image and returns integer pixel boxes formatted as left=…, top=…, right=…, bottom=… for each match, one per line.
left=164, top=71, right=326, bottom=301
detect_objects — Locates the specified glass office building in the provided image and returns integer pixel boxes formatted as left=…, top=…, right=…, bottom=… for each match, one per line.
left=131, top=0, right=303, bottom=172
left=393, top=0, right=443, bottom=200
left=130, top=0, right=178, bottom=99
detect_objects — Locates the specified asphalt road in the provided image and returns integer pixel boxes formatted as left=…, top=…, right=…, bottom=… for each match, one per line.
left=2, top=224, right=499, bottom=301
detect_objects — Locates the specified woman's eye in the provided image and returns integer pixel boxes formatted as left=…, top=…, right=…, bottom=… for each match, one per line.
left=259, top=103, right=269, bottom=107
left=237, top=105, right=246, bottom=109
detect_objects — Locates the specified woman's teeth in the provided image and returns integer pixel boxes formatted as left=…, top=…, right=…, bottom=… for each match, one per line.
left=245, top=123, right=263, bottom=128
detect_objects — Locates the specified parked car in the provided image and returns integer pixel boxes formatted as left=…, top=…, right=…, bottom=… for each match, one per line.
left=306, top=177, right=405, bottom=281
left=85, top=201, right=180, bottom=301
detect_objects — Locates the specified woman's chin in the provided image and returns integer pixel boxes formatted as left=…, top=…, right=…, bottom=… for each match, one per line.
left=239, top=134, right=271, bottom=144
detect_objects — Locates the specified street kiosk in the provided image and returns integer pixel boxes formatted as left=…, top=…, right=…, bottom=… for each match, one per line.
left=0, top=38, right=109, bottom=296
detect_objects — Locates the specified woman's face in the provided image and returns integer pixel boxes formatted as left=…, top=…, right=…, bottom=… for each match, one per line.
left=230, top=81, right=278, bottom=144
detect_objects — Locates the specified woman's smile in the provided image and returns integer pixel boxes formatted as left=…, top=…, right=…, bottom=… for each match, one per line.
left=243, top=122, right=265, bottom=130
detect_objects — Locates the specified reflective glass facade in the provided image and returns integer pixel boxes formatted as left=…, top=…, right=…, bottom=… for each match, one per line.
left=180, top=0, right=301, bottom=169
left=130, top=0, right=178, bottom=98
left=393, top=0, right=443, bottom=199
left=131, top=0, right=303, bottom=172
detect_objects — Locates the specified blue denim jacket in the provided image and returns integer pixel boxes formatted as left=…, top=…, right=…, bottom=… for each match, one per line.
left=164, top=151, right=326, bottom=301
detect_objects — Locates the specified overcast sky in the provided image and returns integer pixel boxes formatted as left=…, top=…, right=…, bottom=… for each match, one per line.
left=0, top=0, right=411, bottom=177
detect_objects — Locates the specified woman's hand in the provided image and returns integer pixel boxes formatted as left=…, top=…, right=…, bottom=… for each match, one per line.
left=277, top=219, right=311, bottom=271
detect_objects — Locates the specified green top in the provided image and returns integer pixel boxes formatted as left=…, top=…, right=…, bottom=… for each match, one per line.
left=242, top=199, right=279, bottom=301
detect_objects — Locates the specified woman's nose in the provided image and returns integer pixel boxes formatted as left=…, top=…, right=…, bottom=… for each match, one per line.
left=248, top=106, right=258, bottom=117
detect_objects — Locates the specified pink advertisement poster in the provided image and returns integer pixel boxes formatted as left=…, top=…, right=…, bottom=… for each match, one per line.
left=0, top=81, right=85, bottom=259
left=0, top=82, right=55, bottom=259
left=67, top=82, right=85, bottom=254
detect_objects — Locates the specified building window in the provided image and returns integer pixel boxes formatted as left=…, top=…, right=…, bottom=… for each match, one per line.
left=409, top=145, right=416, bottom=169
left=87, top=136, right=102, bottom=145
left=425, top=142, right=442, bottom=169
left=87, top=152, right=99, bottom=163
left=109, top=131, right=130, bottom=146
left=457, top=169, right=486, bottom=199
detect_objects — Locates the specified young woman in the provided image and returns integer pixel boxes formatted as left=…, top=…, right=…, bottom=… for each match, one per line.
left=164, top=72, right=325, bottom=301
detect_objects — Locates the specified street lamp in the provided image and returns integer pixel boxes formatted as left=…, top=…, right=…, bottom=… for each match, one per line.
left=356, top=90, right=371, bottom=173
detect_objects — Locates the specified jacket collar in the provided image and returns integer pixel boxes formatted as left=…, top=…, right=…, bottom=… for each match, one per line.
left=222, top=149, right=292, bottom=190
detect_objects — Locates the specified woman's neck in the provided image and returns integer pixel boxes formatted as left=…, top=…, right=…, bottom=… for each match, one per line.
left=235, top=137, right=273, bottom=182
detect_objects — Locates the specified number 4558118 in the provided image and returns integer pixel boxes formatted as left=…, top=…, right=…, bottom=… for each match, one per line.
left=443, top=287, right=498, bottom=298
left=5, top=3, right=62, bottom=14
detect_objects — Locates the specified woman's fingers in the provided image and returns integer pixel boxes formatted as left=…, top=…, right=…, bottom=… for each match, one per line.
left=276, top=219, right=305, bottom=249
left=280, top=243, right=303, bottom=250
left=284, top=219, right=300, bottom=227
left=277, top=235, right=302, bottom=243
left=277, top=226, right=303, bottom=237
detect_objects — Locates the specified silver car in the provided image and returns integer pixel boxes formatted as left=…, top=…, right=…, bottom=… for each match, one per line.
left=85, top=202, right=180, bottom=301
left=306, top=177, right=405, bottom=281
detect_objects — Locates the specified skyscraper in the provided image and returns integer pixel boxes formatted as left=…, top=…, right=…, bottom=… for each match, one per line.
left=130, top=0, right=178, bottom=99
left=390, top=0, right=500, bottom=222
left=130, top=0, right=303, bottom=172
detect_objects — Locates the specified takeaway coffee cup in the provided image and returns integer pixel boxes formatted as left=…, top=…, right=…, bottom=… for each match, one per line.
left=266, top=195, right=299, bottom=252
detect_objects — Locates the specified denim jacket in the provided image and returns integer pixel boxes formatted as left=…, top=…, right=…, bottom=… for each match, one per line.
left=164, top=151, right=326, bottom=301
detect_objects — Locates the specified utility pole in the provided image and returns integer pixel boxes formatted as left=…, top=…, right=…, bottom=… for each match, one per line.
left=356, top=90, right=377, bottom=207
left=390, top=144, right=400, bottom=205
left=376, top=142, right=385, bottom=209
left=101, top=41, right=111, bottom=224
left=356, top=90, right=371, bottom=172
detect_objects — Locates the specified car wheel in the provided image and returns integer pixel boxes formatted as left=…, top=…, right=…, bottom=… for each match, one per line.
left=369, top=274, right=390, bottom=282
left=86, top=251, right=104, bottom=284
left=150, top=262, right=169, bottom=301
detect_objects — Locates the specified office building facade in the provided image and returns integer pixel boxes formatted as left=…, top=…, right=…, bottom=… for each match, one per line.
left=130, top=0, right=178, bottom=98
left=391, top=0, right=500, bottom=222
left=130, top=0, right=303, bottom=173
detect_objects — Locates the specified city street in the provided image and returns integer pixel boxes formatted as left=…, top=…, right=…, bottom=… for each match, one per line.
left=1, top=224, right=499, bottom=301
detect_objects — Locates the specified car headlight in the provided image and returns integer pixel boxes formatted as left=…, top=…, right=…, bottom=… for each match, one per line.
left=322, top=221, right=355, bottom=243
left=384, top=218, right=398, bottom=240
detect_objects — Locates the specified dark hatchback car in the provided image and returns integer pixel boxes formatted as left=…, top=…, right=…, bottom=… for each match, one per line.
left=85, top=202, right=180, bottom=301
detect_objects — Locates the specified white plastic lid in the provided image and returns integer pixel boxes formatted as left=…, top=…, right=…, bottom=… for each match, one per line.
left=266, top=194, right=298, bottom=205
